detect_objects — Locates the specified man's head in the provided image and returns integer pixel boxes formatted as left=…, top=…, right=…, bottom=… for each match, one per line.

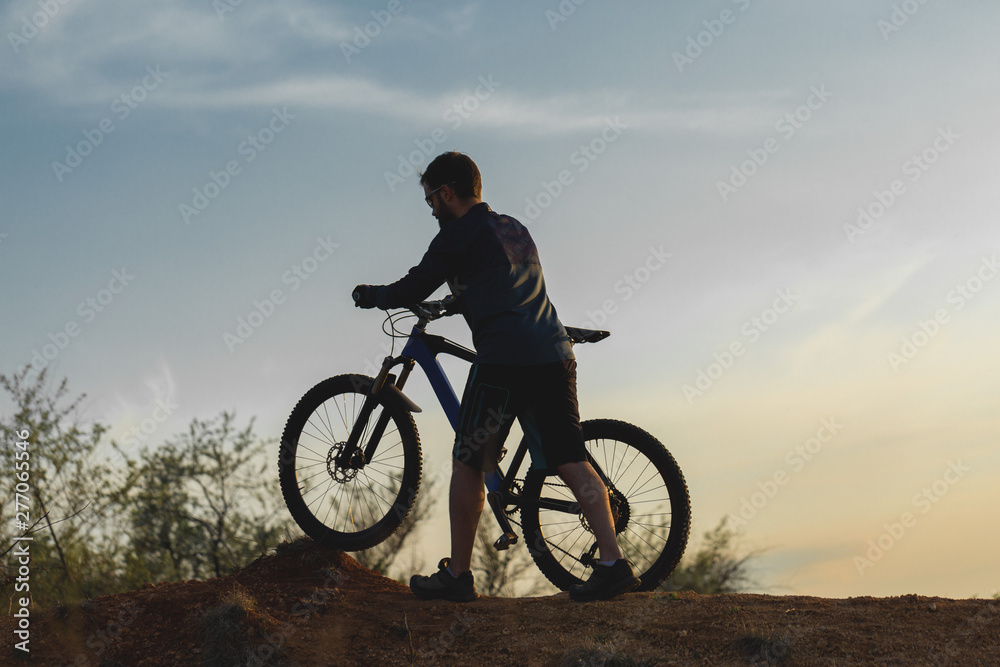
left=420, top=152, right=482, bottom=224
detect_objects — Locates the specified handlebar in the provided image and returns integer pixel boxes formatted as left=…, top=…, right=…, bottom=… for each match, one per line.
left=408, top=295, right=459, bottom=322
left=353, top=287, right=459, bottom=321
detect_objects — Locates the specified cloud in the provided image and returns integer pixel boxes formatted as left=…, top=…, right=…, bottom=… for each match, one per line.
left=0, top=0, right=806, bottom=135
left=100, top=358, right=179, bottom=451
left=1, top=0, right=351, bottom=103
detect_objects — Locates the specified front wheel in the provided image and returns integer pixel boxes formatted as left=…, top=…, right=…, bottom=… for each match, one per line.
left=520, top=419, right=690, bottom=592
left=278, top=374, right=422, bottom=551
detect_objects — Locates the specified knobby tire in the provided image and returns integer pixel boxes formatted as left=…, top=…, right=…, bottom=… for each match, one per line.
left=278, top=374, right=422, bottom=551
left=521, top=419, right=690, bottom=592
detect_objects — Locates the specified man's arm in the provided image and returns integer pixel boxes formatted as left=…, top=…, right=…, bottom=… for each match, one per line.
left=374, top=228, right=466, bottom=308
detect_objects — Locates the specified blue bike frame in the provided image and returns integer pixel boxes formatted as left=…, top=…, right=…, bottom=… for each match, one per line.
left=397, top=324, right=508, bottom=494
left=399, top=327, right=468, bottom=429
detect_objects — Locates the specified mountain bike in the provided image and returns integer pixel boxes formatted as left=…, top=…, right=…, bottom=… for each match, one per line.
left=278, top=298, right=691, bottom=592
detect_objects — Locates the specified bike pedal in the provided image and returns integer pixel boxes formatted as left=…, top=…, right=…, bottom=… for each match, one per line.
left=493, top=532, right=518, bottom=551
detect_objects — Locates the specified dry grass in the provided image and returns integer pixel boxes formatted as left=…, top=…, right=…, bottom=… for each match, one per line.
left=200, top=585, right=287, bottom=667
left=559, top=640, right=660, bottom=667
left=737, top=620, right=791, bottom=666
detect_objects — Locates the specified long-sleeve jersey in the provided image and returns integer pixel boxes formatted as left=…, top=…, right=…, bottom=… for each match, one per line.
left=374, top=202, right=574, bottom=365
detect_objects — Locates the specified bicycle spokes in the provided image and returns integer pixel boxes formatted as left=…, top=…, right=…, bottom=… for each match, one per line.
left=280, top=375, right=422, bottom=550
left=522, top=421, right=690, bottom=592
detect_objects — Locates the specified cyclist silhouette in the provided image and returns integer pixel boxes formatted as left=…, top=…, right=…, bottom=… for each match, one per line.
left=353, top=152, right=638, bottom=601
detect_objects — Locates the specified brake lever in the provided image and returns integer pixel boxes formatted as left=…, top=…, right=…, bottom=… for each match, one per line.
left=414, top=295, right=457, bottom=321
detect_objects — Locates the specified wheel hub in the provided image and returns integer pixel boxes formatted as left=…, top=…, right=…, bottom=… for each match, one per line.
left=609, top=486, right=630, bottom=533
left=327, top=443, right=360, bottom=483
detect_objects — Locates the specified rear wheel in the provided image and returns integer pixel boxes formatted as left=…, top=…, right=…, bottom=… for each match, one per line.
left=520, top=419, right=690, bottom=591
left=278, top=374, right=421, bottom=551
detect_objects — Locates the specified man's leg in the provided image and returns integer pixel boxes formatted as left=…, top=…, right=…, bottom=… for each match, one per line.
left=555, top=460, right=623, bottom=563
left=408, top=455, right=483, bottom=601
left=449, top=457, right=485, bottom=574
left=558, top=459, right=640, bottom=601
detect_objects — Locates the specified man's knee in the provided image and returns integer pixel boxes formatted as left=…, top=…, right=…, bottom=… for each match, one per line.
left=453, top=455, right=478, bottom=473
left=452, top=456, right=486, bottom=486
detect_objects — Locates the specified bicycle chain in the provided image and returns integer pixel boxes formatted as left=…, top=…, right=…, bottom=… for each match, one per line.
left=505, top=480, right=524, bottom=516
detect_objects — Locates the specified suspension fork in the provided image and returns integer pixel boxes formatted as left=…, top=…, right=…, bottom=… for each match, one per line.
left=340, top=355, right=415, bottom=467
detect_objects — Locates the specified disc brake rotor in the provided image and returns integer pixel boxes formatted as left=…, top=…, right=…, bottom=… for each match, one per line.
left=327, top=443, right=359, bottom=483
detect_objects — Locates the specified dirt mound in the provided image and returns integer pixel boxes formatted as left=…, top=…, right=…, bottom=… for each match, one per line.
left=4, top=539, right=998, bottom=665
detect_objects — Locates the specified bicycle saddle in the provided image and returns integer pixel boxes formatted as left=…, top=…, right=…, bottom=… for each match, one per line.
left=565, top=326, right=611, bottom=344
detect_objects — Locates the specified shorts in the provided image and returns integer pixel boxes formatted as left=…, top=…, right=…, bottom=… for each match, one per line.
left=453, top=360, right=587, bottom=472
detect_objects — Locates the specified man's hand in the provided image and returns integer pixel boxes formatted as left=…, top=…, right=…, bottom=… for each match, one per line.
left=352, top=284, right=379, bottom=309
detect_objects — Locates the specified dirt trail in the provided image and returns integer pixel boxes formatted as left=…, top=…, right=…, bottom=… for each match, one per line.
left=4, top=540, right=998, bottom=666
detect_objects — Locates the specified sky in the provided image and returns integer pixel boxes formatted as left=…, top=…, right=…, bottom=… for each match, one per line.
left=2, top=0, right=999, bottom=599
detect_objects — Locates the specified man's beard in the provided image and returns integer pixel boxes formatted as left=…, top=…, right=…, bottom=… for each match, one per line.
left=435, top=208, right=457, bottom=226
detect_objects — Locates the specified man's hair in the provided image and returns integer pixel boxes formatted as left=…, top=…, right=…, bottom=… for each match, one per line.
left=420, top=152, right=482, bottom=199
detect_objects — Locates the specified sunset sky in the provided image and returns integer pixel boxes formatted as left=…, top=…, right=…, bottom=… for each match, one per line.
left=2, top=1, right=998, bottom=598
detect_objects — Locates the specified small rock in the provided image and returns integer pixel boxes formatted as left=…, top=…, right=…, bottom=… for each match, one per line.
left=677, top=629, right=688, bottom=637
left=929, top=603, right=938, bottom=611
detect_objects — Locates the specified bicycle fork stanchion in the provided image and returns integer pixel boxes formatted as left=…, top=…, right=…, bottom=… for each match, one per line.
left=361, top=358, right=417, bottom=464
left=342, top=355, right=416, bottom=467
left=341, top=378, right=383, bottom=469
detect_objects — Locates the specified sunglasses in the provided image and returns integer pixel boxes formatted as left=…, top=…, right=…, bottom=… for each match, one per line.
left=424, top=182, right=456, bottom=207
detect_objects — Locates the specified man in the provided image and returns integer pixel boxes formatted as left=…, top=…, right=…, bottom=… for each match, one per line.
left=353, top=151, right=637, bottom=602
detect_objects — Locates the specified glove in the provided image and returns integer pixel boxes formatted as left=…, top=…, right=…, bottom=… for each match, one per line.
left=352, top=284, right=379, bottom=309
left=441, top=294, right=464, bottom=315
